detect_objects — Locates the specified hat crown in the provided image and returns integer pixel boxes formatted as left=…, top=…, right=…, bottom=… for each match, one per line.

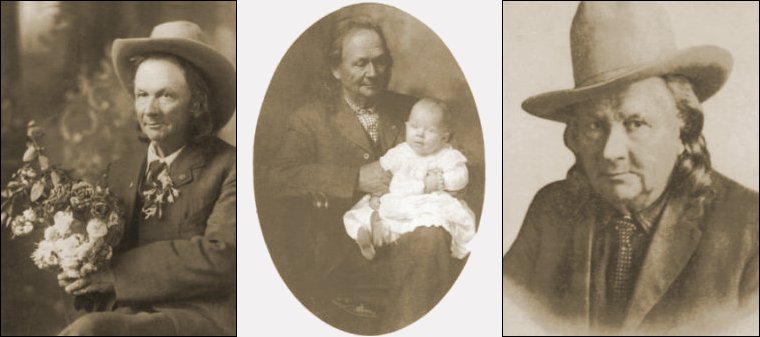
left=571, top=2, right=676, bottom=87
left=150, top=21, right=207, bottom=44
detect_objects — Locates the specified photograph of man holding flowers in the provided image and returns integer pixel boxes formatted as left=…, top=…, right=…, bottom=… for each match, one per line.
left=1, top=2, right=236, bottom=335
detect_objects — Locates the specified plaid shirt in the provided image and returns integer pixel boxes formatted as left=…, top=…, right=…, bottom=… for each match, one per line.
left=344, top=96, right=380, bottom=143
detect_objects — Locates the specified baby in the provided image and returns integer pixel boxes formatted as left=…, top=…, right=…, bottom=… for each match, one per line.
left=343, top=98, right=476, bottom=260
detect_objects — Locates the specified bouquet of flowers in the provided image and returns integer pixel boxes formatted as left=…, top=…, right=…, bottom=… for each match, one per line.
left=1, top=121, right=124, bottom=279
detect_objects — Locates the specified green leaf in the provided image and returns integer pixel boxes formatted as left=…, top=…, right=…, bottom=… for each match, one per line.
left=31, top=180, right=45, bottom=202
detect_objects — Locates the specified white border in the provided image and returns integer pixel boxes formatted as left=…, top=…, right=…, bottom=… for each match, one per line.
left=238, top=1, right=502, bottom=336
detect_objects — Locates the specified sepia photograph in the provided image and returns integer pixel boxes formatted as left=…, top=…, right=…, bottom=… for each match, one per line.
left=253, top=2, right=485, bottom=335
left=503, top=1, right=759, bottom=335
left=1, top=1, right=236, bottom=335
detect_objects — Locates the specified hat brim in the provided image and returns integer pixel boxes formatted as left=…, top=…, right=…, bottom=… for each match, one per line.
left=522, top=45, right=733, bottom=123
left=112, top=37, right=236, bottom=131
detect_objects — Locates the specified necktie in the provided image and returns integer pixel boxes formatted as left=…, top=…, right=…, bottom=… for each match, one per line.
left=145, top=160, right=168, bottom=189
left=610, top=215, right=638, bottom=308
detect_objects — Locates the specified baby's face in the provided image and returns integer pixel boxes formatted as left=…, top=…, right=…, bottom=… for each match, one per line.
left=405, top=105, right=449, bottom=156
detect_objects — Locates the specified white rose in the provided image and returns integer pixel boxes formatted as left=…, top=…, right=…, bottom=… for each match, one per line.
left=56, top=234, right=85, bottom=258
left=53, top=211, right=75, bottom=232
left=86, top=218, right=108, bottom=239
left=23, top=208, right=37, bottom=222
left=31, top=240, right=58, bottom=269
left=44, top=226, right=62, bottom=241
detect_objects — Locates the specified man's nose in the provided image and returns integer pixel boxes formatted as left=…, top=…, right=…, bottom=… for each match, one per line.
left=602, top=124, right=629, bottom=161
left=141, top=97, right=160, bottom=115
left=365, top=62, right=377, bottom=77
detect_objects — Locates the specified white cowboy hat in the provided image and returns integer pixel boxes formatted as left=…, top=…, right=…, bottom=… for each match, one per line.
left=112, top=21, right=236, bottom=131
left=522, top=2, right=733, bottom=122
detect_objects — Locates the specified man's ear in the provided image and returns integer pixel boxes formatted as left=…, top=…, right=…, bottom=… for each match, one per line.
left=331, top=67, right=341, bottom=81
left=564, top=125, right=578, bottom=154
left=443, top=131, right=452, bottom=143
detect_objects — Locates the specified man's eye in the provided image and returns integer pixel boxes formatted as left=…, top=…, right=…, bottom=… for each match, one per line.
left=161, top=93, right=174, bottom=99
left=625, top=120, right=647, bottom=130
left=586, top=121, right=602, bottom=130
left=135, top=92, right=148, bottom=98
left=355, top=60, right=368, bottom=67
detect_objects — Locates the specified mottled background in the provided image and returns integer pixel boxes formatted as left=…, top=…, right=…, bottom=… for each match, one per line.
left=0, top=2, right=235, bottom=335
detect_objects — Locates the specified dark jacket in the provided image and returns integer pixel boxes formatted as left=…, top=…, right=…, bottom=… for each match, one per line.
left=102, top=136, right=236, bottom=335
left=503, top=171, right=759, bottom=333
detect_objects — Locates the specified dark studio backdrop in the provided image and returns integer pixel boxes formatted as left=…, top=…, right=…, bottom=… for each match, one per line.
left=0, top=2, right=235, bottom=335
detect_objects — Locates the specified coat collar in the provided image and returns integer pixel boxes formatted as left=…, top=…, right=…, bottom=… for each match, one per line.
left=333, top=93, right=403, bottom=154
left=111, top=139, right=210, bottom=228
left=564, top=168, right=709, bottom=329
left=622, top=193, right=705, bottom=329
left=167, top=140, right=208, bottom=187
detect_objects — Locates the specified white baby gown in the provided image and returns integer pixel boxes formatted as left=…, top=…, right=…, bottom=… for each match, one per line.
left=343, top=142, right=477, bottom=259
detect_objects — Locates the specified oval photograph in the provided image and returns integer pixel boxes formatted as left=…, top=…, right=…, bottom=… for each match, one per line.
left=254, top=3, right=484, bottom=334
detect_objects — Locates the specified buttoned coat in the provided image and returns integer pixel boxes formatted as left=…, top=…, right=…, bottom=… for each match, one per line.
left=84, top=136, right=236, bottom=335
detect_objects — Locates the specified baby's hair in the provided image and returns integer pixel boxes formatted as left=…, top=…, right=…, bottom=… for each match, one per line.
left=411, top=98, right=455, bottom=132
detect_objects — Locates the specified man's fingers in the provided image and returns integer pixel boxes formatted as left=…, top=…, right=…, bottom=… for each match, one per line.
left=65, top=278, right=89, bottom=294
left=72, top=284, right=93, bottom=296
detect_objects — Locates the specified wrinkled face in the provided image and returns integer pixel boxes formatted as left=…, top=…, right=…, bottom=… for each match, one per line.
left=405, top=104, right=450, bottom=156
left=332, top=28, right=391, bottom=102
left=133, top=58, right=193, bottom=147
left=568, top=77, right=684, bottom=211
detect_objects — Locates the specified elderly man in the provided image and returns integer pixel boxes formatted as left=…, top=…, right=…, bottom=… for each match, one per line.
left=56, top=21, right=236, bottom=335
left=503, top=2, right=758, bottom=334
left=269, top=17, right=456, bottom=334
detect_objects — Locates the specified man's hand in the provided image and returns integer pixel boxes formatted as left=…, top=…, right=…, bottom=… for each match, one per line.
left=58, top=267, right=115, bottom=296
left=358, top=161, right=391, bottom=194
left=424, top=168, right=444, bottom=193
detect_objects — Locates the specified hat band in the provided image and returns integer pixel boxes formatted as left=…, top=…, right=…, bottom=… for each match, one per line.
left=576, top=65, right=641, bottom=87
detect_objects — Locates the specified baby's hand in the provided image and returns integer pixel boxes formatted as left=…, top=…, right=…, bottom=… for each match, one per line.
left=423, top=168, right=444, bottom=193
left=369, top=194, right=381, bottom=210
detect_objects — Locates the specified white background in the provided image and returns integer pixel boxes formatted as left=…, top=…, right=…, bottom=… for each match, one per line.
left=238, top=1, right=502, bottom=336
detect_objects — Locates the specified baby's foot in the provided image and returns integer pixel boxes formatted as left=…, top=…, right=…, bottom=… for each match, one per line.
left=357, top=227, right=375, bottom=260
left=370, top=211, right=387, bottom=247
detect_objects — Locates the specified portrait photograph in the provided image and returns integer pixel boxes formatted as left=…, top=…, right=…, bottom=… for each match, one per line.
left=503, top=1, right=759, bottom=335
left=253, top=2, right=485, bottom=335
left=1, top=2, right=236, bottom=335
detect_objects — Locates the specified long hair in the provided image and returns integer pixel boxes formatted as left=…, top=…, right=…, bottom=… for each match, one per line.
left=662, top=74, right=714, bottom=200
left=129, top=53, right=213, bottom=144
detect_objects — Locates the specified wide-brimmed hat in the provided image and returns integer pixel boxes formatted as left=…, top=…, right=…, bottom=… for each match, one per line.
left=522, top=2, right=733, bottom=122
left=112, top=21, right=236, bottom=131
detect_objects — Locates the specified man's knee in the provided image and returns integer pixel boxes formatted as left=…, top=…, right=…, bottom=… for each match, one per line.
left=59, top=312, right=126, bottom=336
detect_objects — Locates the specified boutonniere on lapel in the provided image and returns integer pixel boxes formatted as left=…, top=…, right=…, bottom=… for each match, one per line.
left=141, top=162, right=180, bottom=220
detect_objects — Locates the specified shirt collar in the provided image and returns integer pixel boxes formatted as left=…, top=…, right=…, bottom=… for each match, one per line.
left=146, top=142, right=185, bottom=171
left=596, top=190, right=670, bottom=235
left=343, top=95, right=377, bottom=115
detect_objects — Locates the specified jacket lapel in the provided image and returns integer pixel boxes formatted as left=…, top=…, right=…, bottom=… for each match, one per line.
left=334, top=99, right=375, bottom=153
left=378, top=110, right=402, bottom=153
left=622, top=196, right=704, bottom=329
left=567, top=196, right=598, bottom=327
left=169, top=142, right=208, bottom=188
left=111, top=146, right=147, bottom=232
